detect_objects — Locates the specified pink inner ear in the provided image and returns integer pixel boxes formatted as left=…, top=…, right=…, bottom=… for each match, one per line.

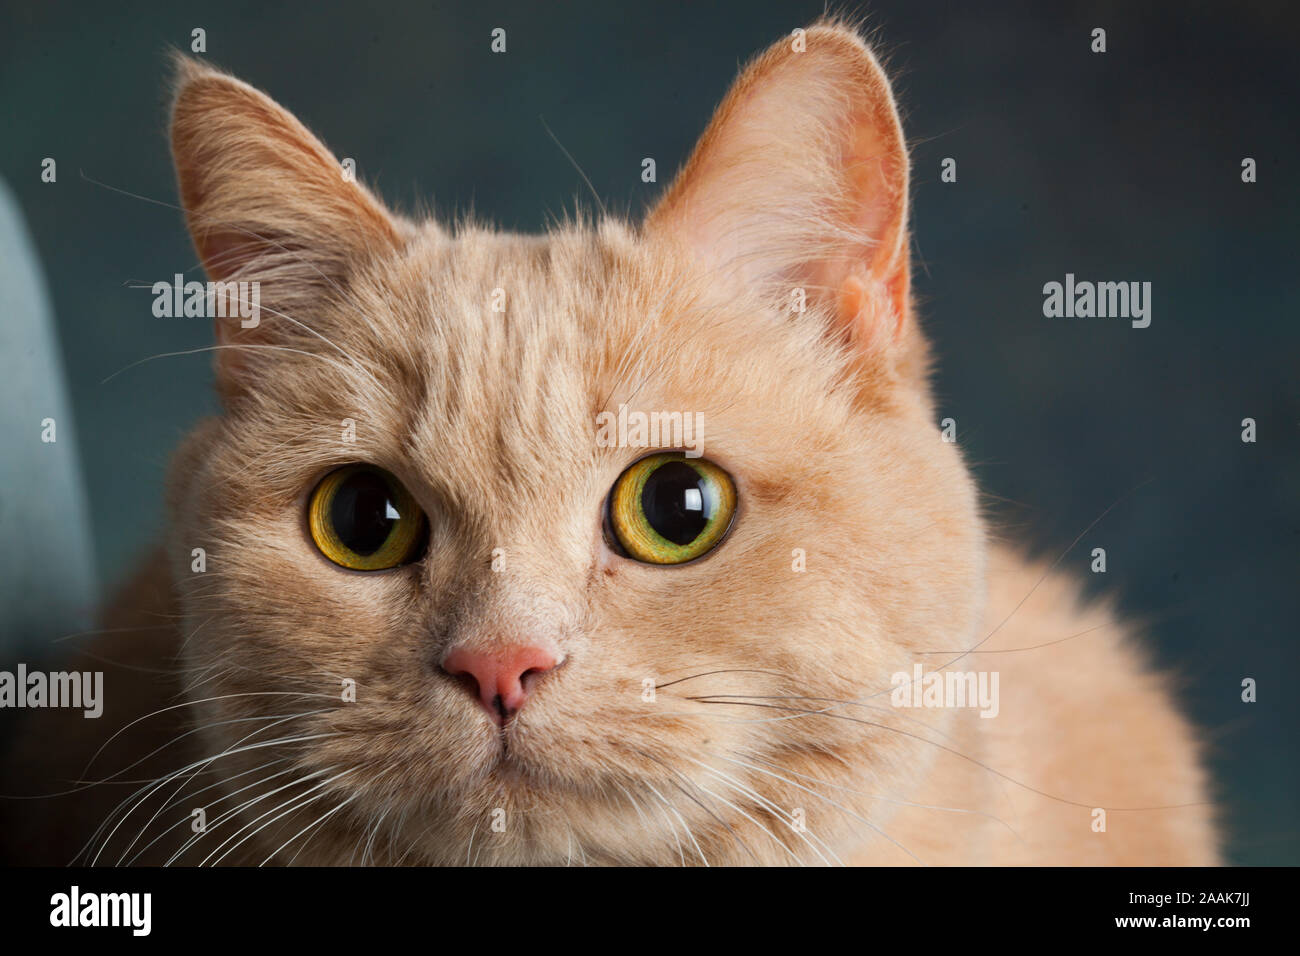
left=844, top=111, right=906, bottom=271
left=835, top=270, right=910, bottom=356
left=826, top=106, right=909, bottom=339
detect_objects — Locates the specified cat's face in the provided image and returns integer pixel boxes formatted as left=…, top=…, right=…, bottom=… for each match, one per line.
left=164, top=24, right=984, bottom=865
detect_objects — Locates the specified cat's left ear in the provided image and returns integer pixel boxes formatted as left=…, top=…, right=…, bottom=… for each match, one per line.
left=169, top=55, right=407, bottom=402
left=647, top=23, right=912, bottom=359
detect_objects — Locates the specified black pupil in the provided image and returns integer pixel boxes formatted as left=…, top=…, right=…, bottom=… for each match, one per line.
left=330, top=471, right=400, bottom=555
left=641, top=461, right=713, bottom=545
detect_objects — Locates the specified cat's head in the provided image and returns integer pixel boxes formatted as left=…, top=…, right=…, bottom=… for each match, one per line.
left=164, top=22, right=984, bottom=865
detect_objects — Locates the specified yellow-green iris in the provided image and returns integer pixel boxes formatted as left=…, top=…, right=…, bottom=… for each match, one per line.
left=608, top=453, right=737, bottom=564
left=308, top=465, right=427, bottom=570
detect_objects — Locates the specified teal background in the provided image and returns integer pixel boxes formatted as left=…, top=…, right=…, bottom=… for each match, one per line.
left=1, top=0, right=1296, bottom=863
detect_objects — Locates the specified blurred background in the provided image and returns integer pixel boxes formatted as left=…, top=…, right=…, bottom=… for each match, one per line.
left=0, top=0, right=1296, bottom=864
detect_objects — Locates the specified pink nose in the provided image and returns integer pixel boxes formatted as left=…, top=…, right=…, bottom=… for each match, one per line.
left=441, top=644, right=560, bottom=724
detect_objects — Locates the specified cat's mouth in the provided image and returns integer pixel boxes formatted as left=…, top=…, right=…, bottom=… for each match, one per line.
left=476, top=719, right=547, bottom=780
left=488, top=750, right=533, bottom=783
left=471, top=742, right=561, bottom=801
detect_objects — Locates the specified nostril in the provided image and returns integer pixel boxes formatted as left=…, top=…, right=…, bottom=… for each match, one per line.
left=447, top=668, right=481, bottom=699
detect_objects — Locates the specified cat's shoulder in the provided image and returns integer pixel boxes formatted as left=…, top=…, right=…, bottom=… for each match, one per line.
left=972, top=540, right=1219, bottom=863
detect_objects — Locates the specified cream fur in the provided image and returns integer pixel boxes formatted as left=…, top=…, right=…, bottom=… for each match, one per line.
left=0, top=21, right=1217, bottom=866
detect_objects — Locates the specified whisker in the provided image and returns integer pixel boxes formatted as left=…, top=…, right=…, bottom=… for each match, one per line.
left=264, top=791, right=360, bottom=867
left=122, top=758, right=298, bottom=866
left=111, top=714, right=334, bottom=866
left=684, top=757, right=843, bottom=866
left=203, top=768, right=355, bottom=866
left=642, top=783, right=707, bottom=866
left=694, top=699, right=1210, bottom=812
left=703, top=749, right=922, bottom=864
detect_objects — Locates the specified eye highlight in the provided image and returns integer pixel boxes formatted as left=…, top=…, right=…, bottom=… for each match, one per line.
left=308, top=465, right=428, bottom=571
left=607, top=453, right=737, bottom=565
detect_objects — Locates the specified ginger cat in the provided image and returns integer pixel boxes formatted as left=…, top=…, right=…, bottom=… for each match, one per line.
left=0, top=21, right=1217, bottom=866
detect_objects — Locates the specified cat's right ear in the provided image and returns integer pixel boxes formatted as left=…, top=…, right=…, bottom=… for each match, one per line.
left=645, top=24, right=915, bottom=378
left=169, top=55, right=406, bottom=402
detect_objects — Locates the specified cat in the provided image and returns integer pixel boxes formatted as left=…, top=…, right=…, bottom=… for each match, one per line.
left=0, top=20, right=1218, bottom=866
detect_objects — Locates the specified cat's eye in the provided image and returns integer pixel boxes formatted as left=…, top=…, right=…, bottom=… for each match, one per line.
left=606, top=453, right=737, bottom=565
left=307, top=465, right=428, bottom=571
